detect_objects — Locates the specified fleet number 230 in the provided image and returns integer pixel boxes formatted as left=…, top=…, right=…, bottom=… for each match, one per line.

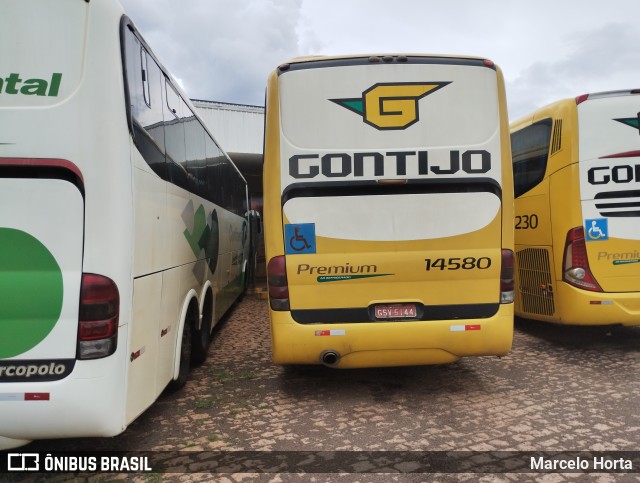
left=515, top=214, right=538, bottom=230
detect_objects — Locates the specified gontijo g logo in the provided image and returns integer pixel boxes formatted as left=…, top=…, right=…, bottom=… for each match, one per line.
left=330, top=82, right=450, bottom=130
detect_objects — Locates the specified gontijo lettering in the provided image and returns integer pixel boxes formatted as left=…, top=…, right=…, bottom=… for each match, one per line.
left=289, top=150, right=492, bottom=179
left=0, top=73, right=62, bottom=96
left=588, top=163, right=640, bottom=185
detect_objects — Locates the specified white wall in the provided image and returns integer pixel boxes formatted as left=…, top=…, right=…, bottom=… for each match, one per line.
left=192, top=100, right=264, bottom=155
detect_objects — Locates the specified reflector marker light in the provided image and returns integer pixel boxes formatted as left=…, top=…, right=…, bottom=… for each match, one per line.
left=450, top=325, right=482, bottom=332
left=315, top=329, right=346, bottom=336
left=0, top=393, right=50, bottom=401
left=575, top=94, right=590, bottom=105
left=130, top=346, right=146, bottom=362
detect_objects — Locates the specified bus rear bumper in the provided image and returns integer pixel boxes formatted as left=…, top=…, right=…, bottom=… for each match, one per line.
left=554, top=283, right=640, bottom=326
left=269, top=305, right=514, bottom=368
left=0, top=362, right=126, bottom=447
left=0, top=435, right=32, bottom=451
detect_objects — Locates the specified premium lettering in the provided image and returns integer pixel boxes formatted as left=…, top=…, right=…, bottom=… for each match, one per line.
left=598, top=250, right=640, bottom=260
left=297, top=263, right=377, bottom=275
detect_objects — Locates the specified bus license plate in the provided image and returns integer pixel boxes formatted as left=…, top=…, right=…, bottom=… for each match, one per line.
left=375, top=304, right=417, bottom=319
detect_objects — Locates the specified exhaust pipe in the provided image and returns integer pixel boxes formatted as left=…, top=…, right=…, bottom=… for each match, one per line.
left=320, top=350, right=340, bottom=367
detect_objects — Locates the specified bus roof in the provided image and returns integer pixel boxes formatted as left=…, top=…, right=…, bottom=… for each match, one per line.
left=511, top=89, right=640, bottom=131
left=279, top=53, right=497, bottom=69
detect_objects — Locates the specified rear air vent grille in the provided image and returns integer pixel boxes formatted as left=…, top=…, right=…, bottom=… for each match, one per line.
left=550, top=119, right=562, bottom=155
left=516, top=248, right=555, bottom=316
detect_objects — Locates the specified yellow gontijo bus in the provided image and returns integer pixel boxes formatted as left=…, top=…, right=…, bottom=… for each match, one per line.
left=511, top=90, right=640, bottom=325
left=263, top=54, right=515, bottom=368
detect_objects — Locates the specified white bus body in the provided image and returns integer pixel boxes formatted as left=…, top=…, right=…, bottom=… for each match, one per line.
left=0, top=0, right=248, bottom=449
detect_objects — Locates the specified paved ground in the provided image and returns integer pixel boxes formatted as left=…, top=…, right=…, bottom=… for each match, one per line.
left=17, top=295, right=640, bottom=482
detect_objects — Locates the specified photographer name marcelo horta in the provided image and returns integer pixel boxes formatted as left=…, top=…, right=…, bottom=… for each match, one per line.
left=531, top=456, right=634, bottom=472
left=3, top=451, right=638, bottom=474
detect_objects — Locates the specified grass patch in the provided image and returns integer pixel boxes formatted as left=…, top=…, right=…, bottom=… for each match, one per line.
left=194, top=399, right=213, bottom=409
left=238, top=370, right=257, bottom=380
left=207, top=433, right=225, bottom=443
left=209, top=367, right=232, bottom=382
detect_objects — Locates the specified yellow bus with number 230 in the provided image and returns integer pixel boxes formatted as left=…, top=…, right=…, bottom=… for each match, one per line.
left=511, top=90, right=640, bottom=326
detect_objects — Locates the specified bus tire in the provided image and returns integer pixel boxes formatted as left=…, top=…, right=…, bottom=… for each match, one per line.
left=192, top=291, right=213, bottom=365
left=168, top=302, right=196, bottom=391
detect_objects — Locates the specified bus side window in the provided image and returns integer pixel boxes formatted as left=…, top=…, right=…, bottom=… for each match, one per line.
left=205, top=134, right=226, bottom=208
left=183, top=104, right=207, bottom=199
left=124, top=29, right=166, bottom=178
left=164, top=80, right=188, bottom=189
left=511, top=119, right=552, bottom=197
left=141, top=48, right=151, bottom=108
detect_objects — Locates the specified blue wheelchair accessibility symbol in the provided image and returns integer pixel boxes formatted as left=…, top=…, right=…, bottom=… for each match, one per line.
left=585, top=218, right=608, bottom=242
left=285, top=224, right=316, bottom=254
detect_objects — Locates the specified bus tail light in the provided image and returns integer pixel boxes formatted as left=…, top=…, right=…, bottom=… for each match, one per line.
left=500, top=249, right=515, bottom=304
left=267, top=256, right=290, bottom=311
left=563, top=227, right=602, bottom=292
left=78, top=273, right=119, bottom=359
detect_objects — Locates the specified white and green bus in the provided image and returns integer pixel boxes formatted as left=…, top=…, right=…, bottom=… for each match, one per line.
left=0, top=0, right=249, bottom=449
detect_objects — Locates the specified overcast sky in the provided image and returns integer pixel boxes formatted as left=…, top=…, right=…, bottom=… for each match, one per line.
left=118, top=0, right=640, bottom=121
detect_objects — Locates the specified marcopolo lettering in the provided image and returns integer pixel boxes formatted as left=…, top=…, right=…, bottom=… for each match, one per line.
left=0, top=363, right=65, bottom=377
left=588, top=163, right=640, bottom=185
left=0, top=360, right=73, bottom=382
left=0, top=73, right=62, bottom=97
left=289, top=150, right=492, bottom=179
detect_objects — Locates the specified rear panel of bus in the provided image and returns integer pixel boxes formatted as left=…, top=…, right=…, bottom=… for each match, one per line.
left=0, top=0, right=131, bottom=448
left=571, top=92, right=640, bottom=324
left=264, top=55, right=514, bottom=368
left=512, top=92, right=640, bottom=325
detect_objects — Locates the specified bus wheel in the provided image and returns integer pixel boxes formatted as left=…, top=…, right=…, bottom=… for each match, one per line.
left=192, top=295, right=212, bottom=365
left=168, top=303, right=195, bottom=391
